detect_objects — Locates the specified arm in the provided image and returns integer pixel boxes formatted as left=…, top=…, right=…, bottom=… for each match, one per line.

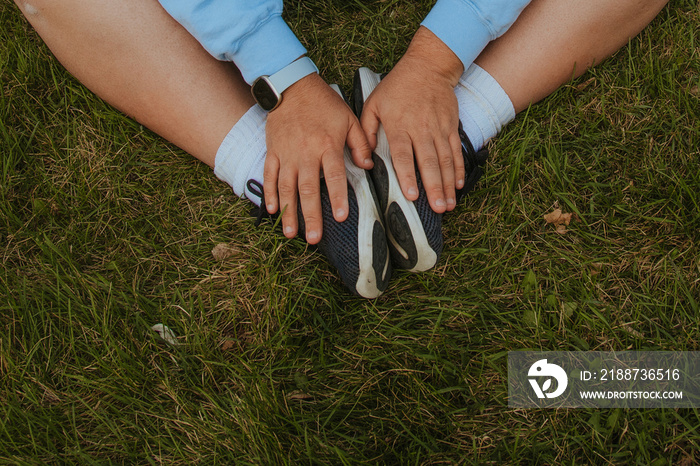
left=158, top=0, right=372, bottom=243
left=361, top=0, right=531, bottom=213
left=421, top=0, right=532, bottom=73
left=156, top=0, right=305, bottom=84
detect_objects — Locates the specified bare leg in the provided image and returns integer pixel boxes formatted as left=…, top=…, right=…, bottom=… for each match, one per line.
left=13, top=0, right=255, bottom=167
left=475, top=0, right=669, bottom=113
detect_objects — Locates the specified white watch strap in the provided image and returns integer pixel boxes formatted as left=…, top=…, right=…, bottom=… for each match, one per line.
left=268, top=56, right=319, bottom=94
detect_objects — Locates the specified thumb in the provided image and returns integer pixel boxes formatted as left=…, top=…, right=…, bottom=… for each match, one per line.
left=359, top=106, right=380, bottom=152
left=347, top=118, right=373, bottom=169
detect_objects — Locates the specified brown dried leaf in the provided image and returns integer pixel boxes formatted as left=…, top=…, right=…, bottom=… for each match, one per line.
left=212, top=243, right=236, bottom=260
left=287, top=390, right=314, bottom=401
left=544, top=208, right=574, bottom=234
left=543, top=208, right=572, bottom=226
left=621, top=324, right=644, bottom=339
left=576, top=77, right=596, bottom=91
left=220, top=339, right=237, bottom=351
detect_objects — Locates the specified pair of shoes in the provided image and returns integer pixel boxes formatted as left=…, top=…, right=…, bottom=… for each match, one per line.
left=352, top=67, right=490, bottom=272
left=246, top=158, right=391, bottom=300
left=245, top=84, right=391, bottom=299
left=247, top=68, right=488, bottom=298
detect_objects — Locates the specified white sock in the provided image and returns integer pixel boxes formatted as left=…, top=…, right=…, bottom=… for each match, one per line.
left=213, top=69, right=511, bottom=206
left=455, top=64, right=515, bottom=151
left=213, top=105, right=267, bottom=206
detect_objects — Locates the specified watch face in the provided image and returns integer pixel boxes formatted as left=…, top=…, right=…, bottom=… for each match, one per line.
left=252, top=77, right=281, bottom=111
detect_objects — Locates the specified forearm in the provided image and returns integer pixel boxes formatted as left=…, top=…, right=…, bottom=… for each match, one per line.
left=401, top=27, right=464, bottom=87
left=421, top=0, right=532, bottom=73
left=157, top=0, right=306, bottom=84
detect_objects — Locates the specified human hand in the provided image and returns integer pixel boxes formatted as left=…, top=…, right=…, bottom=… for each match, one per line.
left=264, top=72, right=372, bottom=244
left=360, top=26, right=464, bottom=213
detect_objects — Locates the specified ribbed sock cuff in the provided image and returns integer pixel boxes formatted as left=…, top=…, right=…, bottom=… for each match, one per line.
left=213, top=105, right=267, bottom=205
left=455, top=64, right=515, bottom=151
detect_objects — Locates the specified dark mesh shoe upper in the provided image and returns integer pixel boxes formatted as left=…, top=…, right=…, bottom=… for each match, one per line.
left=246, top=179, right=389, bottom=297
left=413, top=172, right=443, bottom=258
left=456, top=121, right=489, bottom=202
left=299, top=182, right=361, bottom=290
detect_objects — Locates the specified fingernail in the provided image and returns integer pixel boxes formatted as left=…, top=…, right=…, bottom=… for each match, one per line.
left=447, top=198, right=455, bottom=206
left=335, top=207, right=346, bottom=219
left=267, top=203, right=275, bottom=212
left=284, top=226, right=294, bottom=235
left=436, top=198, right=446, bottom=208
left=307, top=230, right=319, bottom=241
left=456, top=179, right=464, bottom=189
left=408, top=187, right=418, bottom=198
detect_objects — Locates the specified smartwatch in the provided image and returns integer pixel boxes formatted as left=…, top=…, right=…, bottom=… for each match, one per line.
left=251, top=56, right=319, bottom=112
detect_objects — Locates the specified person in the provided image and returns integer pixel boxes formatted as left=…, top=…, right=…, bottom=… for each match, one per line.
left=13, top=0, right=669, bottom=297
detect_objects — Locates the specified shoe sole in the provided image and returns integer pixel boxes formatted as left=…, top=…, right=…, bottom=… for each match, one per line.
left=354, top=68, right=440, bottom=272
left=317, top=84, right=390, bottom=298
left=343, top=147, right=391, bottom=298
left=300, top=151, right=390, bottom=299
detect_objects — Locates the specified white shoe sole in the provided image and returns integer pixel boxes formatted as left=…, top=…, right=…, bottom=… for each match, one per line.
left=325, top=84, right=391, bottom=297
left=354, top=68, right=441, bottom=272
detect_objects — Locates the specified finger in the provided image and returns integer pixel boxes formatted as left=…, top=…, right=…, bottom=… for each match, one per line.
left=450, top=129, right=466, bottom=192
left=322, top=148, right=349, bottom=223
left=263, top=154, right=280, bottom=214
left=277, top=169, right=299, bottom=239
left=385, top=129, right=419, bottom=201
left=414, top=138, right=447, bottom=213
left=297, top=164, right=323, bottom=244
left=346, top=118, right=373, bottom=170
left=359, top=106, right=379, bottom=151
left=435, top=136, right=456, bottom=211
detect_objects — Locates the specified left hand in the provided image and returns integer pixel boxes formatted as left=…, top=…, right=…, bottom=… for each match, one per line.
left=264, top=73, right=372, bottom=244
left=360, top=26, right=465, bottom=213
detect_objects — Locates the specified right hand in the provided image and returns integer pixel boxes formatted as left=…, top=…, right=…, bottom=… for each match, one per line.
left=360, top=27, right=465, bottom=214
left=263, top=73, right=373, bottom=244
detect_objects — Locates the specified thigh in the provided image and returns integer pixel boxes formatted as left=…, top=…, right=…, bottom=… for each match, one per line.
left=475, top=0, right=669, bottom=113
left=14, top=0, right=255, bottom=166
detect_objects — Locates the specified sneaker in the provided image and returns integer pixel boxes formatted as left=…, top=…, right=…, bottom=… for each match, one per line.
left=456, top=121, right=489, bottom=202
left=352, top=67, right=489, bottom=272
left=245, top=86, right=391, bottom=298
left=353, top=67, right=441, bottom=272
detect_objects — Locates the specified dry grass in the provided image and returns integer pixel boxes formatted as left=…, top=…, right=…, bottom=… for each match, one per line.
left=1, top=0, right=699, bottom=464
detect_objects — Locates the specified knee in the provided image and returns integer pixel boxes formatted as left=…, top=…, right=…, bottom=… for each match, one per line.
left=15, top=0, right=42, bottom=18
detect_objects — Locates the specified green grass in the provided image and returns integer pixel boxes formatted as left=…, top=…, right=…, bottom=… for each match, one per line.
left=1, top=0, right=699, bottom=463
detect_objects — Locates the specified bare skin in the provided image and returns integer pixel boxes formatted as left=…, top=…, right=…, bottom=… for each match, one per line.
left=13, top=0, right=252, bottom=166
left=263, top=73, right=372, bottom=242
left=13, top=0, right=370, bottom=245
left=14, top=0, right=669, bottom=242
left=476, top=0, right=671, bottom=113
left=363, top=0, right=670, bottom=214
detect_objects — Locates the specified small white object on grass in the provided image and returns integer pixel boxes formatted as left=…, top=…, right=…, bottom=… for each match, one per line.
left=151, top=324, right=180, bottom=346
